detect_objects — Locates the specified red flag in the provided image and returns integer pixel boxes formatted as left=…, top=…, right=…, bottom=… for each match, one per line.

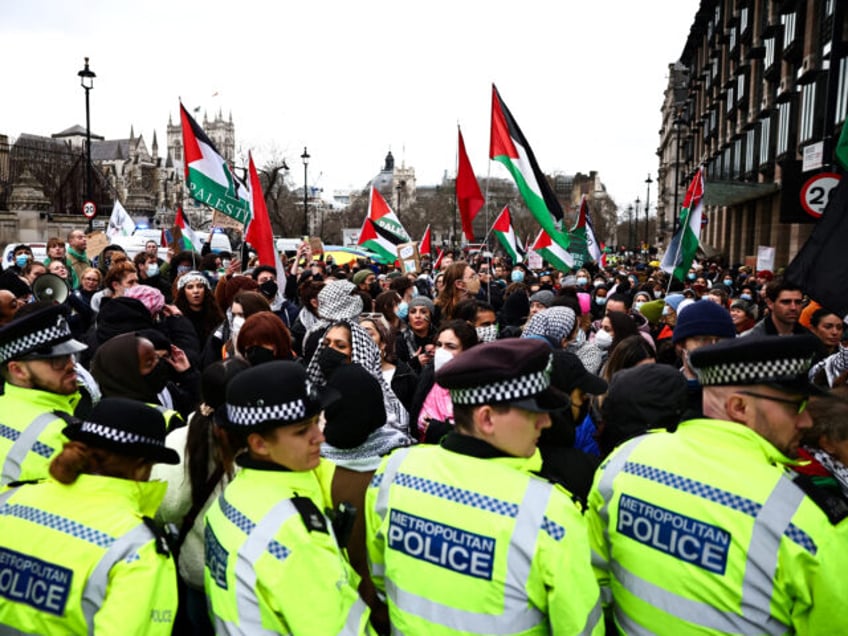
left=246, top=152, right=285, bottom=282
left=433, top=248, right=444, bottom=270
left=456, top=128, right=484, bottom=242
left=419, top=225, right=432, bottom=255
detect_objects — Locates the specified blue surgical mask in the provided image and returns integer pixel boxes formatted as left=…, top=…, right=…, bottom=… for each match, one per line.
left=634, top=301, right=645, bottom=312
left=740, top=293, right=752, bottom=301
left=723, top=279, right=733, bottom=287
left=146, top=264, right=159, bottom=278
left=14, top=255, right=28, bottom=268
left=510, top=270, right=525, bottom=283
left=177, top=265, right=191, bottom=276
left=596, top=296, right=607, bottom=306
left=687, top=273, right=696, bottom=281
left=397, top=301, right=409, bottom=320
left=576, top=277, right=588, bottom=286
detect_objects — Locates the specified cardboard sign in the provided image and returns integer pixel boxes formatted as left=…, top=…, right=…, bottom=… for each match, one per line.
left=756, top=246, right=775, bottom=272
left=212, top=210, right=246, bottom=231
left=397, top=242, right=420, bottom=273
left=85, top=231, right=110, bottom=261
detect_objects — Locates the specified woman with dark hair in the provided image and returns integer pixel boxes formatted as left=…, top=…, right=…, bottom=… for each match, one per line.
left=395, top=295, right=437, bottom=372
left=809, top=307, right=844, bottom=357
left=434, top=261, right=479, bottom=322
left=594, top=311, right=640, bottom=373
left=602, top=334, right=657, bottom=382
left=0, top=399, right=179, bottom=634
left=174, top=271, right=224, bottom=347
left=152, top=358, right=250, bottom=635
left=290, top=279, right=324, bottom=357
left=359, top=315, right=417, bottom=413
left=794, top=386, right=848, bottom=503
left=412, top=319, right=479, bottom=442
left=375, top=290, right=403, bottom=334
left=235, top=311, right=294, bottom=365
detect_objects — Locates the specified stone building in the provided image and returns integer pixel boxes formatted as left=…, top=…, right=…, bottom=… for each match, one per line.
left=657, top=0, right=847, bottom=266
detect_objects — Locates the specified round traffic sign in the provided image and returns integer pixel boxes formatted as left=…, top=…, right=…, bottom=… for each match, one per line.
left=82, top=201, right=97, bottom=219
left=800, top=172, right=841, bottom=219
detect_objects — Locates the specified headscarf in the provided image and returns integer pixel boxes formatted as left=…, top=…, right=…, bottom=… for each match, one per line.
left=90, top=332, right=157, bottom=402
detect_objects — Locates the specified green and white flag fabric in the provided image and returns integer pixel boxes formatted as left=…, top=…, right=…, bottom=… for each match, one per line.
left=180, top=103, right=251, bottom=225
left=568, top=195, right=602, bottom=268
left=357, top=217, right=399, bottom=264
left=532, top=227, right=574, bottom=272
left=661, top=168, right=705, bottom=280
left=367, top=185, right=411, bottom=242
left=493, top=205, right=523, bottom=262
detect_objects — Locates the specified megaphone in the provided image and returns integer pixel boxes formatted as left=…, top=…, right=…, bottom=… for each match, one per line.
left=32, top=273, right=70, bottom=304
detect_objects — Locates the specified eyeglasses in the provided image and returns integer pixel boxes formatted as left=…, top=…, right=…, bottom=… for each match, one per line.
left=21, top=354, right=73, bottom=371
left=737, top=391, right=808, bottom=415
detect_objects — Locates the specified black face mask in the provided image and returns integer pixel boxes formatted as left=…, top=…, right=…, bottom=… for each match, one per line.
left=144, top=359, right=171, bottom=394
left=245, top=346, right=276, bottom=367
left=369, top=282, right=381, bottom=298
left=317, top=346, right=348, bottom=378
left=259, top=280, right=278, bottom=300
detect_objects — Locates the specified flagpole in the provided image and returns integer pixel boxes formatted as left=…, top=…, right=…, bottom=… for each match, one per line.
left=664, top=166, right=701, bottom=294
left=453, top=124, right=459, bottom=254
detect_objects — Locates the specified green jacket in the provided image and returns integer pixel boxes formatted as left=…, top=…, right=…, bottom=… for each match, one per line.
left=587, top=418, right=848, bottom=634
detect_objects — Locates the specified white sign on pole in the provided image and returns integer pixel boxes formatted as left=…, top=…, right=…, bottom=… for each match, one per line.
left=527, top=251, right=543, bottom=270
left=801, top=142, right=824, bottom=173
left=342, top=228, right=360, bottom=247
left=756, top=245, right=775, bottom=272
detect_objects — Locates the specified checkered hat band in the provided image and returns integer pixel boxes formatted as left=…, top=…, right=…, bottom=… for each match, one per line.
left=79, top=421, right=164, bottom=448
left=450, top=369, right=549, bottom=406
left=226, top=400, right=306, bottom=427
left=0, top=322, right=71, bottom=364
left=696, top=356, right=811, bottom=386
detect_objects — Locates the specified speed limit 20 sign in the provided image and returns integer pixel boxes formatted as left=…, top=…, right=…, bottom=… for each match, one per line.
left=800, top=173, right=841, bottom=219
left=82, top=200, right=97, bottom=219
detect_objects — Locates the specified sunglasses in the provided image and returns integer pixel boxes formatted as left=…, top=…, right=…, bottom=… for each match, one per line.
left=737, top=391, right=808, bottom=415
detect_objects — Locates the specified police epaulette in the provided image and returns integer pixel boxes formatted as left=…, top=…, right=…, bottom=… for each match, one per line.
left=142, top=516, right=174, bottom=557
left=291, top=496, right=329, bottom=534
left=6, top=478, right=41, bottom=488
left=792, top=474, right=848, bottom=525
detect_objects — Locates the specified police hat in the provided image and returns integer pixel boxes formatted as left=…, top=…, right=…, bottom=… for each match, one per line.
left=689, top=335, right=825, bottom=395
left=62, top=398, right=179, bottom=465
left=0, top=303, right=87, bottom=365
left=216, top=361, right=340, bottom=431
left=435, top=339, right=568, bottom=412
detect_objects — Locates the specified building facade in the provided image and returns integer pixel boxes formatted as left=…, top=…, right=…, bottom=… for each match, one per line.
left=657, top=0, right=847, bottom=267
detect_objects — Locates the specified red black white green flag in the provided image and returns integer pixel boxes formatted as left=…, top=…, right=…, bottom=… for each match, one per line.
left=492, top=205, right=523, bottom=263
left=568, top=195, right=602, bottom=267
left=532, top=227, right=574, bottom=272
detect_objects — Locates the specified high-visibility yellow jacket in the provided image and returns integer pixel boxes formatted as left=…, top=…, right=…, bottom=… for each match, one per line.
left=204, top=458, right=373, bottom=635
left=365, top=437, right=603, bottom=635
left=0, top=474, right=177, bottom=634
left=587, top=418, right=848, bottom=635
left=0, top=384, right=80, bottom=485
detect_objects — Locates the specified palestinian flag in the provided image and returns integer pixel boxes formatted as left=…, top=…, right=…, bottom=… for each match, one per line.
left=490, top=84, right=569, bottom=251
left=661, top=168, right=705, bottom=280
left=358, top=217, right=400, bottom=264
left=180, top=103, right=251, bottom=225
left=568, top=195, right=602, bottom=267
left=173, top=207, right=202, bottom=253
left=368, top=185, right=410, bottom=242
left=532, top=228, right=574, bottom=272
left=492, top=205, right=523, bottom=263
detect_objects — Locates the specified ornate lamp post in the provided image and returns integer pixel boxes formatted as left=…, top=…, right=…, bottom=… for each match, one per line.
left=644, top=173, right=652, bottom=246
left=300, top=147, right=310, bottom=236
left=78, top=57, right=96, bottom=231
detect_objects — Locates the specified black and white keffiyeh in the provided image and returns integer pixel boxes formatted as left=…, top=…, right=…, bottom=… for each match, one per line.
left=522, top=307, right=576, bottom=345
left=806, top=446, right=848, bottom=498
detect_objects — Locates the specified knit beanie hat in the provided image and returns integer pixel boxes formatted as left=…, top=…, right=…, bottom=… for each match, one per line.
left=638, top=299, right=665, bottom=324
left=672, top=300, right=736, bottom=344
left=664, top=293, right=685, bottom=312
left=352, top=269, right=373, bottom=286
left=323, top=363, right=386, bottom=448
left=529, top=290, right=555, bottom=308
left=124, top=284, right=165, bottom=316
left=408, top=294, right=435, bottom=317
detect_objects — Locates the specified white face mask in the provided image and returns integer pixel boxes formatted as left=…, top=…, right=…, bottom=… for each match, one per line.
left=475, top=324, right=498, bottom=343
left=654, top=291, right=663, bottom=299
left=231, top=315, right=245, bottom=343
left=594, top=329, right=613, bottom=350
left=433, top=347, right=454, bottom=372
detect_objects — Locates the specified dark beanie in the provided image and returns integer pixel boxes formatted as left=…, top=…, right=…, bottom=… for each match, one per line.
left=672, top=300, right=736, bottom=344
left=323, top=363, right=386, bottom=449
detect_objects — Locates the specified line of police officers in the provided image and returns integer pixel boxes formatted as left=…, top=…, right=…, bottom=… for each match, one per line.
left=0, top=303, right=846, bottom=634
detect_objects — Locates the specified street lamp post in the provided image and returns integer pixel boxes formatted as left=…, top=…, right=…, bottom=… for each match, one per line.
left=627, top=204, right=634, bottom=251
left=300, top=147, right=310, bottom=236
left=644, top=173, right=652, bottom=247
left=634, top=197, right=641, bottom=251
left=78, top=57, right=96, bottom=232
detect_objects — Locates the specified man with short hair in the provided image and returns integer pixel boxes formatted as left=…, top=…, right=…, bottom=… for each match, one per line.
left=66, top=229, right=91, bottom=286
left=747, top=279, right=809, bottom=336
left=587, top=335, right=848, bottom=633
left=0, top=290, right=20, bottom=326
left=0, top=303, right=87, bottom=484
left=366, top=338, right=603, bottom=635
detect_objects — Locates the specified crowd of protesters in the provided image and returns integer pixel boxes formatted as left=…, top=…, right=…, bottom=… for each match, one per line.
left=0, top=228, right=847, bottom=634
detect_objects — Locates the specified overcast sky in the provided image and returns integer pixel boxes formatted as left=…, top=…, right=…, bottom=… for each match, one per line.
left=2, top=0, right=700, bottom=213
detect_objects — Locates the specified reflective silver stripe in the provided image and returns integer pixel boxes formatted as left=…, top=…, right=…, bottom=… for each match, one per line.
left=613, top=602, right=652, bottom=636
left=740, top=475, right=802, bottom=633
left=81, top=523, right=160, bottom=634
left=2, top=413, right=58, bottom=484
left=340, top=595, right=370, bottom=636
left=232, top=498, right=298, bottom=635
left=382, top=478, right=550, bottom=634
left=597, top=436, right=647, bottom=548
left=374, top=447, right=411, bottom=523
left=215, top=616, right=291, bottom=636
left=579, top=598, right=603, bottom=636
left=0, top=488, right=16, bottom=507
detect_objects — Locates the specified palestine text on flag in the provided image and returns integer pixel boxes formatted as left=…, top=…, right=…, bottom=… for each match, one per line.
left=358, top=217, right=400, bottom=264
left=368, top=185, right=411, bottom=242
left=457, top=127, right=484, bottom=241
left=568, top=195, right=602, bottom=267
left=490, top=84, right=569, bottom=251
left=180, top=103, right=251, bottom=225
left=493, top=205, right=523, bottom=263
left=661, top=168, right=705, bottom=281
left=785, top=172, right=848, bottom=316
left=532, top=227, right=573, bottom=272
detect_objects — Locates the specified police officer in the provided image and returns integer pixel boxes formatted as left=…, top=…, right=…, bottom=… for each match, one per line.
left=365, top=338, right=603, bottom=635
left=0, top=303, right=87, bottom=485
left=0, top=398, right=179, bottom=633
left=204, top=361, right=374, bottom=635
left=587, top=335, right=848, bottom=634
